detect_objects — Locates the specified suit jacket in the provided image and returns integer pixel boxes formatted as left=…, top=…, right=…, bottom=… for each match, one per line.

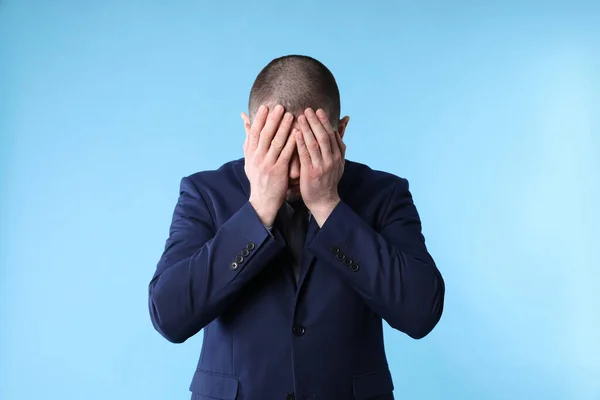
left=148, top=158, right=445, bottom=400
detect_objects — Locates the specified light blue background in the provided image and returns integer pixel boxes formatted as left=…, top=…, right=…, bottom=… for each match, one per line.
left=1, top=1, right=599, bottom=399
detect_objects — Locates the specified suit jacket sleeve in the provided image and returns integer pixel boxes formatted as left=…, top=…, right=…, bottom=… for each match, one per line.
left=148, top=176, right=285, bottom=343
left=306, top=177, right=445, bottom=339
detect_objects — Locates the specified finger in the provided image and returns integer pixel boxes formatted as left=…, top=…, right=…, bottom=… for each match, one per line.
left=316, top=108, right=339, bottom=158
left=276, top=128, right=298, bottom=165
left=244, top=122, right=251, bottom=148
left=248, top=105, right=268, bottom=152
left=241, top=113, right=251, bottom=154
left=305, top=108, right=332, bottom=161
left=335, top=130, right=346, bottom=159
left=295, top=128, right=312, bottom=165
left=257, top=104, right=285, bottom=154
left=266, top=112, right=294, bottom=163
left=298, top=114, right=321, bottom=166
left=241, top=112, right=251, bottom=131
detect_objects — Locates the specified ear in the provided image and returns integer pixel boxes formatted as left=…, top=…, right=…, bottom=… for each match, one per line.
left=241, top=112, right=251, bottom=136
left=337, top=116, right=350, bottom=139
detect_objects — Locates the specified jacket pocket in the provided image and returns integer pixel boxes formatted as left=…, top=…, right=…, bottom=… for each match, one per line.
left=189, top=369, right=239, bottom=400
left=353, top=369, right=395, bottom=399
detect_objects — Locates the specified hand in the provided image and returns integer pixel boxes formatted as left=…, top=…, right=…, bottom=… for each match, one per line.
left=242, top=104, right=297, bottom=227
left=296, top=108, right=346, bottom=227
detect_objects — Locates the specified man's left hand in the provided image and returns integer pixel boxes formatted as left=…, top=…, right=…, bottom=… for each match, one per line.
left=296, top=108, right=346, bottom=227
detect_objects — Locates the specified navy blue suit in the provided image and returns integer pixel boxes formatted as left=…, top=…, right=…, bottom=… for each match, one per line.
left=149, top=158, right=445, bottom=399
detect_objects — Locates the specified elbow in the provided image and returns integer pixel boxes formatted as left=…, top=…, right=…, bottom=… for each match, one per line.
left=403, top=310, right=442, bottom=339
left=148, top=296, right=193, bottom=344
left=152, top=319, right=190, bottom=344
left=148, top=281, right=205, bottom=344
left=158, top=329, right=189, bottom=344
left=390, top=274, right=445, bottom=340
left=388, top=309, right=442, bottom=339
left=162, top=332, right=189, bottom=344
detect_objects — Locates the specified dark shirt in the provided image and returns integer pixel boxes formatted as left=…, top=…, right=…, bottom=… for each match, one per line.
left=265, top=201, right=311, bottom=282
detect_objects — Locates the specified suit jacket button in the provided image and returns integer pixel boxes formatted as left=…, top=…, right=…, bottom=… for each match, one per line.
left=241, top=248, right=250, bottom=257
left=229, top=262, right=239, bottom=270
left=336, top=253, right=346, bottom=261
left=292, top=324, right=305, bottom=336
left=235, top=255, right=244, bottom=263
left=343, top=258, right=353, bottom=266
left=350, top=263, right=360, bottom=272
left=246, top=242, right=255, bottom=251
left=330, top=246, right=340, bottom=255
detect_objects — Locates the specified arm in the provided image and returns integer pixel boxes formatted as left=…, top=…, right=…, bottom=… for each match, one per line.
left=148, top=176, right=285, bottom=343
left=306, top=178, right=445, bottom=339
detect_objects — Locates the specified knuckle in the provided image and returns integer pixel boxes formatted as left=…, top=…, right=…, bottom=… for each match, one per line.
left=270, top=138, right=284, bottom=150
left=308, top=141, right=320, bottom=151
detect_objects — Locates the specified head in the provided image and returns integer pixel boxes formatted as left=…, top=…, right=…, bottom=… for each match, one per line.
left=243, top=55, right=350, bottom=202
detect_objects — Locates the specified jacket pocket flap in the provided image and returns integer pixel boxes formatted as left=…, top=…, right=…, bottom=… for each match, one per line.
left=353, top=369, right=394, bottom=399
left=189, top=369, right=239, bottom=400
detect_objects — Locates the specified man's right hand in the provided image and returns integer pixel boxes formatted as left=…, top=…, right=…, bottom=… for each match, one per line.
left=241, top=104, right=297, bottom=228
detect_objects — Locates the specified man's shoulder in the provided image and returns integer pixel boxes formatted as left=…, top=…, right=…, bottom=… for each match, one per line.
left=341, top=160, right=412, bottom=222
left=344, top=159, right=409, bottom=192
left=182, top=158, right=246, bottom=194
left=186, top=158, right=243, bottom=179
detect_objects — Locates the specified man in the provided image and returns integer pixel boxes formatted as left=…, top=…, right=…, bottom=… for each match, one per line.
left=148, top=55, right=445, bottom=400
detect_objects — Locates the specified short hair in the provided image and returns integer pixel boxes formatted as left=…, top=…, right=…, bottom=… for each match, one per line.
left=248, top=55, right=341, bottom=127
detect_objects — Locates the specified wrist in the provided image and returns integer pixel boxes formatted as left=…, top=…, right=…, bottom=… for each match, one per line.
left=308, top=197, right=340, bottom=227
left=249, top=197, right=279, bottom=227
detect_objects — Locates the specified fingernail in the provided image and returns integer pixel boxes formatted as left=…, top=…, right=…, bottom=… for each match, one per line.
left=259, top=105, right=266, bottom=113
left=284, top=112, right=293, bottom=121
left=275, top=104, right=283, bottom=113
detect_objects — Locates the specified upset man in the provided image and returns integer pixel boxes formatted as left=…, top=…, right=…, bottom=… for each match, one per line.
left=148, top=54, right=445, bottom=400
